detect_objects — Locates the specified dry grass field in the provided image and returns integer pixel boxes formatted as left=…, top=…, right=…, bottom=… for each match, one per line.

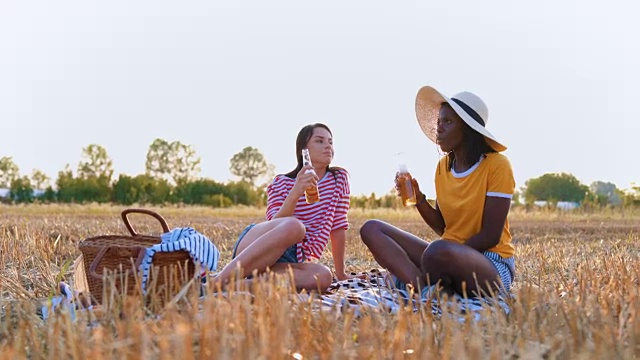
left=1, top=204, right=639, bottom=359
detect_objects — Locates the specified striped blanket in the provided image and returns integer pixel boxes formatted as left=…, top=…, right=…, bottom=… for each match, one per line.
left=41, top=272, right=511, bottom=323
left=316, top=270, right=513, bottom=321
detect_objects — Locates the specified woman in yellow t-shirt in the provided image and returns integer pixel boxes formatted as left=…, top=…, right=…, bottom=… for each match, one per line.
left=361, top=86, right=516, bottom=298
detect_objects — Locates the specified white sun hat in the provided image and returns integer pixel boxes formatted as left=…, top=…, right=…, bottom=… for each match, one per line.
left=415, top=86, right=506, bottom=152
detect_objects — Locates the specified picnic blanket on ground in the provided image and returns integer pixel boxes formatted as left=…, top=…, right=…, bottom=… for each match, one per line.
left=315, top=270, right=513, bottom=321
left=40, top=270, right=511, bottom=323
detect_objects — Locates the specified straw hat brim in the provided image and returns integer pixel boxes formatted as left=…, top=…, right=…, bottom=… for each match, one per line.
left=415, top=86, right=507, bottom=152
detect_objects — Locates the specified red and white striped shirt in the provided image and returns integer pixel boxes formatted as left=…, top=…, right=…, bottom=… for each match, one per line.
left=266, top=168, right=350, bottom=262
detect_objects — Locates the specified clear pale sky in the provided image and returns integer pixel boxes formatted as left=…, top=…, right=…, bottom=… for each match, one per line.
left=1, top=1, right=638, bottom=197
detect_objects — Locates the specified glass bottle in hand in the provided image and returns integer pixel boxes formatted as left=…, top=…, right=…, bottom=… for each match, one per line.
left=301, top=148, right=320, bottom=204
left=398, top=163, right=417, bottom=206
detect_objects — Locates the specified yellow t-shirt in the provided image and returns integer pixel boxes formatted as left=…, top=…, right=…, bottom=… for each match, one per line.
left=434, top=153, right=515, bottom=258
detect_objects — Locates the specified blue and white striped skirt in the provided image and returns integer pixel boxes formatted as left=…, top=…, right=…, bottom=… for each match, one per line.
left=483, top=251, right=515, bottom=293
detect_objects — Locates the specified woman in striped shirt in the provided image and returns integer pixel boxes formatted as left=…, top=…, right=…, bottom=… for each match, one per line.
left=213, top=123, right=352, bottom=292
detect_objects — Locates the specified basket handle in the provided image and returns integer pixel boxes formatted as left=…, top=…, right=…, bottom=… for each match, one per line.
left=121, top=208, right=170, bottom=236
left=89, top=246, right=147, bottom=280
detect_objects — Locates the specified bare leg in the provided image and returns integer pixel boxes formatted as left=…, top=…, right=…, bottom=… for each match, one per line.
left=270, top=262, right=333, bottom=293
left=218, top=262, right=333, bottom=294
left=214, top=217, right=305, bottom=285
left=360, top=219, right=430, bottom=289
left=421, top=240, right=501, bottom=297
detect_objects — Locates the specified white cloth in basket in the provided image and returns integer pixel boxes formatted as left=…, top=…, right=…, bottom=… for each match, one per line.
left=139, top=227, right=219, bottom=292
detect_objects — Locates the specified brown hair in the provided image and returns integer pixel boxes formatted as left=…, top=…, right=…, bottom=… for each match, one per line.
left=283, top=123, right=342, bottom=179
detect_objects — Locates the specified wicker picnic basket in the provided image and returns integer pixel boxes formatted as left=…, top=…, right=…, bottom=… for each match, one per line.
left=78, top=209, right=196, bottom=306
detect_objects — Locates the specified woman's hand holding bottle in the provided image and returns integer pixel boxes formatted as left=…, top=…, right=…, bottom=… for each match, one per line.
left=293, top=164, right=319, bottom=198
left=394, top=172, right=425, bottom=207
left=411, top=178, right=426, bottom=206
left=395, top=165, right=417, bottom=206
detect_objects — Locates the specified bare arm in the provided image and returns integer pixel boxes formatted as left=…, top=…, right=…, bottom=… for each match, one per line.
left=464, top=196, right=511, bottom=252
left=329, top=228, right=348, bottom=280
left=410, top=178, right=445, bottom=236
left=415, top=194, right=445, bottom=236
left=272, top=189, right=303, bottom=219
left=272, top=165, right=318, bottom=219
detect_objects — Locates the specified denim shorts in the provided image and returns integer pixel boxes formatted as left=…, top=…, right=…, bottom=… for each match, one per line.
left=232, top=224, right=299, bottom=264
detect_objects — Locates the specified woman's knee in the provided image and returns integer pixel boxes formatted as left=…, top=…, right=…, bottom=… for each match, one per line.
left=360, top=219, right=385, bottom=244
left=312, top=264, right=333, bottom=291
left=421, top=240, right=456, bottom=266
left=274, top=263, right=332, bottom=291
left=280, top=217, right=306, bottom=243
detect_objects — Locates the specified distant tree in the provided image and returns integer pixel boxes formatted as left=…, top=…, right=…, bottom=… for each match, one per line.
left=76, top=177, right=112, bottom=203
left=171, top=141, right=201, bottom=185
left=145, top=138, right=171, bottom=182
left=203, top=194, right=233, bottom=208
left=223, top=180, right=260, bottom=206
left=30, top=169, right=50, bottom=189
left=350, top=194, right=367, bottom=208
left=145, top=138, right=201, bottom=185
left=377, top=188, right=401, bottom=209
left=0, top=156, right=20, bottom=188
left=254, top=184, right=268, bottom=207
left=589, top=181, right=622, bottom=206
left=56, top=164, right=111, bottom=203
left=622, top=183, right=640, bottom=207
left=112, top=174, right=172, bottom=205
left=110, top=174, right=137, bottom=205
left=174, top=178, right=227, bottom=205
left=523, top=173, right=588, bottom=204
left=350, top=193, right=389, bottom=209
left=55, top=164, right=76, bottom=203
left=512, top=190, right=521, bottom=206
left=77, top=144, right=114, bottom=181
left=366, top=192, right=380, bottom=209
left=9, top=176, right=33, bottom=203
left=41, top=186, right=56, bottom=202
left=380, top=192, right=401, bottom=209
left=229, top=146, right=271, bottom=187
left=261, top=163, right=276, bottom=185
left=581, top=191, right=601, bottom=210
